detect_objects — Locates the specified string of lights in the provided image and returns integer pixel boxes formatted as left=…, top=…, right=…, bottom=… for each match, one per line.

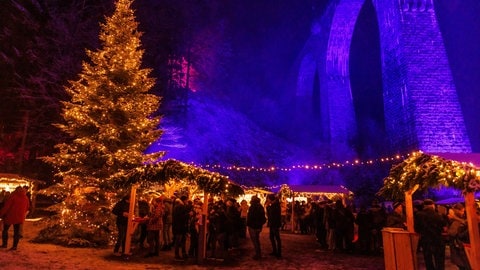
left=191, top=153, right=409, bottom=173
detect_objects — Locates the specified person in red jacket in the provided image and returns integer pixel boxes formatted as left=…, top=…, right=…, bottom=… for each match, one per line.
left=0, top=186, right=30, bottom=250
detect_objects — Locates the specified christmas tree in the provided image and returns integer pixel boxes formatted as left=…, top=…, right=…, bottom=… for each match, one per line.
left=40, top=0, right=163, bottom=246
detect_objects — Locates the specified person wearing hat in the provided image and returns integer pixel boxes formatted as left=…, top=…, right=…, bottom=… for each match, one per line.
left=447, top=203, right=470, bottom=270
left=414, top=199, right=447, bottom=270
left=386, top=202, right=406, bottom=229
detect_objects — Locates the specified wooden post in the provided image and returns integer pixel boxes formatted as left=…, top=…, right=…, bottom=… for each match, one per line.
left=404, top=184, right=419, bottom=233
left=198, top=192, right=209, bottom=262
left=124, top=185, right=137, bottom=255
left=291, top=192, right=295, bottom=233
left=464, top=192, right=479, bottom=270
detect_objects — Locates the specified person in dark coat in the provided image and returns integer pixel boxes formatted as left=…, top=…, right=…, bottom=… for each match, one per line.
left=355, top=205, right=373, bottom=254
left=369, top=200, right=386, bottom=254
left=247, top=195, right=266, bottom=260
left=172, top=195, right=189, bottom=261
left=266, top=194, right=282, bottom=258
left=332, top=199, right=355, bottom=253
left=0, top=186, right=30, bottom=250
left=112, top=195, right=130, bottom=255
left=414, top=199, right=447, bottom=270
left=315, top=201, right=328, bottom=249
left=225, top=198, right=241, bottom=249
left=386, top=202, right=406, bottom=229
left=137, top=198, right=150, bottom=248
left=447, top=203, right=471, bottom=270
left=208, top=201, right=228, bottom=260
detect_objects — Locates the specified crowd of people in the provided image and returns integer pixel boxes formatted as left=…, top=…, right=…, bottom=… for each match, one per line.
left=111, top=193, right=285, bottom=262
left=110, top=192, right=479, bottom=269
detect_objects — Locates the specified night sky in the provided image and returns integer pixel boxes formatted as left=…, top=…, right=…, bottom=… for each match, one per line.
left=1, top=0, right=480, bottom=187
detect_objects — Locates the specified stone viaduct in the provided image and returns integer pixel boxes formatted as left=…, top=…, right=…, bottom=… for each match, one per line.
left=293, top=0, right=471, bottom=161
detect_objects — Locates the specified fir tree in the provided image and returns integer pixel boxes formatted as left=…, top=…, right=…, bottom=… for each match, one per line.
left=40, top=0, right=163, bottom=246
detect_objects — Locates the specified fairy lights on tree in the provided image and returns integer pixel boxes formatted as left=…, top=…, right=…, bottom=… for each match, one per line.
left=39, top=0, right=164, bottom=246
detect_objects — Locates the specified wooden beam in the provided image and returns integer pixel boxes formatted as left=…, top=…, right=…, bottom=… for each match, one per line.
left=291, top=192, right=295, bottom=233
left=404, top=184, right=419, bottom=233
left=198, top=192, right=209, bottom=262
left=124, top=185, right=138, bottom=255
left=464, top=192, right=479, bottom=270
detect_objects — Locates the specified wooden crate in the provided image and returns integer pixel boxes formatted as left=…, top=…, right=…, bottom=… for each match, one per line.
left=382, top=228, right=420, bottom=270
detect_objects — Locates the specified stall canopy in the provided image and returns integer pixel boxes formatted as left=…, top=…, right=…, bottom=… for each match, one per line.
left=428, top=152, right=480, bottom=167
left=287, top=185, right=352, bottom=195
left=277, top=184, right=353, bottom=201
left=0, top=173, right=44, bottom=192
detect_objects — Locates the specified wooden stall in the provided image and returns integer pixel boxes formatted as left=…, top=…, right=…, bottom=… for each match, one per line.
left=279, top=184, right=353, bottom=232
left=379, top=152, right=480, bottom=270
left=0, top=173, right=44, bottom=213
left=121, top=159, right=244, bottom=262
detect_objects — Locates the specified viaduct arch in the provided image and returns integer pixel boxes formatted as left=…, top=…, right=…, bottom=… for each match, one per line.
left=294, top=0, right=471, bottom=161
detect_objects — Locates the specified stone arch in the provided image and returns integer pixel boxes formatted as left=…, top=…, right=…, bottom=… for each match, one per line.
left=323, top=0, right=365, bottom=160
left=306, top=0, right=472, bottom=158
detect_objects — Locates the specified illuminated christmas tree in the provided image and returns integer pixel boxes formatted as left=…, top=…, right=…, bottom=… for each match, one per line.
left=40, top=0, right=163, bottom=246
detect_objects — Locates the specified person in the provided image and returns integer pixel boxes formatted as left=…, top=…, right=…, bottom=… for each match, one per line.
left=239, top=199, right=249, bottom=238
left=161, top=197, right=173, bottom=250
left=208, top=201, right=227, bottom=261
left=172, top=195, right=189, bottom=261
left=324, top=200, right=336, bottom=251
left=225, top=198, right=241, bottom=249
left=385, top=202, right=406, bottom=229
left=112, top=195, right=130, bottom=256
left=137, top=198, right=150, bottom=249
left=188, top=201, right=201, bottom=258
left=0, top=186, right=30, bottom=250
left=369, top=199, right=386, bottom=254
left=266, top=194, right=282, bottom=258
left=355, top=205, right=373, bottom=255
left=414, top=199, right=447, bottom=270
left=280, top=198, right=288, bottom=230
left=332, top=199, right=355, bottom=253
left=246, top=195, right=266, bottom=260
left=447, top=203, right=470, bottom=270
left=145, top=197, right=164, bottom=257
left=315, top=200, right=328, bottom=250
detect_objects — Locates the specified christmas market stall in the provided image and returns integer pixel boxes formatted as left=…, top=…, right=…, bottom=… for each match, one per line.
left=0, top=173, right=45, bottom=213
left=378, top=151, right=480, bottom=270
left=277, top=184, right=353, bottom=232
left=278, top=184, right=353, bottom=202
left=239, top=186, right=273, bottom=205
left=120, top=159, right=244, bottom=258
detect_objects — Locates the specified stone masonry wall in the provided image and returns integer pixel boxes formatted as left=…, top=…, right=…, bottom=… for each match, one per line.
left=374, top=0, right=471, bottom=153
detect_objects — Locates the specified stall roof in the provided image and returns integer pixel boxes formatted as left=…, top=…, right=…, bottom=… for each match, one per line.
left=287, top=185, right=352, bottom=195
left=0, top=173, right=45, bottom=185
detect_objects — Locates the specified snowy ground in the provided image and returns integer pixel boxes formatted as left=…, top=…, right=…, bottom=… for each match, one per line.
left=0, top=219, right=458, bottom=270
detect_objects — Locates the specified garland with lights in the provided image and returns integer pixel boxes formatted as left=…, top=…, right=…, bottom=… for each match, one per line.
left=119, top=159, right=244, bottom=197
left=377, top=151, right=480, bottom=200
